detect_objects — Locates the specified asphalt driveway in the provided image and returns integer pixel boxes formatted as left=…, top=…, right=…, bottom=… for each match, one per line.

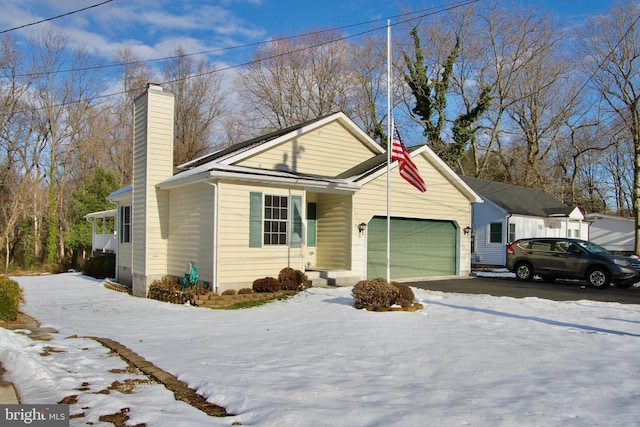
left=407, top=275, right=640, bottom=305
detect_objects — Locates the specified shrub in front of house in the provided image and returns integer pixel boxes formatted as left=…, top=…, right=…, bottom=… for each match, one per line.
left=221, top=289, right=237, bottom=296
left=352, top=278, right=421, bottom=311
left=352, top=278, right=399, bottom=309
left=278, top=267, right=308, bottom=291
left=391, top=282, right=416, bottom=308
left=147, top=275, right=208, bottom=304
left=252, top=277, right=281, bottom=293
left=0, top=276, right=23, bottom=321
left=238, top=288, right=254, bottom=295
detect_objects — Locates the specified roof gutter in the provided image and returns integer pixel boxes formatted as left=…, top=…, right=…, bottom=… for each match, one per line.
left=158, top=170, right=361, bottom=193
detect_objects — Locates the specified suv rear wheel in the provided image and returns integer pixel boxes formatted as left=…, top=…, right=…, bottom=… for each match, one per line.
left=515, top=262, right=534, bottom=281
left=586, top=267, right=610, bottom=289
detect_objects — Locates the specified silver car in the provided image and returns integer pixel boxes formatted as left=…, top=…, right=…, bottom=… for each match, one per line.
left=506, top=238, right=640, bottom=289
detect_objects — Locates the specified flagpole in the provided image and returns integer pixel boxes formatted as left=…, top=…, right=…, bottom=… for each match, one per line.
left=386, top=20, right=391, bottom=283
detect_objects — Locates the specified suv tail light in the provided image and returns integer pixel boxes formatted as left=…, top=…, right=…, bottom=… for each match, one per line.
left=506, top=243, right=514, bottom=255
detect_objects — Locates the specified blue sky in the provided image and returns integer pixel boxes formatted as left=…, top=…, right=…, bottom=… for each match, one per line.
left=1, top=0, right=614, bottom=71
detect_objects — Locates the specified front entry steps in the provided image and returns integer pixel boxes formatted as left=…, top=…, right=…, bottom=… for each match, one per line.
left=305, top=270, right=361, bottom=288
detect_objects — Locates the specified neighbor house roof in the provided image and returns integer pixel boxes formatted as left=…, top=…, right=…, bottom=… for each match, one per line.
left=460, top=176, right=574, bottom=217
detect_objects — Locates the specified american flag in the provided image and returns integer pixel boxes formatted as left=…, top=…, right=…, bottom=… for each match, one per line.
left=391, top=123, right=427, bottom=193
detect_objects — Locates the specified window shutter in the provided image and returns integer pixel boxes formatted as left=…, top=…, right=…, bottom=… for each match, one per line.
left=307, top=202, right=317, bottom=247
left=249, top=192, right=262, bottom=247
left=291, top=195, right=302, bottom=248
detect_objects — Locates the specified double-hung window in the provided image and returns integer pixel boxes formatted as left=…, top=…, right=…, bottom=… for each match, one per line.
left=250, top=192, right=302, bottom=248
left=120, top=205, right=131, bottom=243
left=264, top=195, right=288, bottom=245
left=489, top=222, right=502, bottom=244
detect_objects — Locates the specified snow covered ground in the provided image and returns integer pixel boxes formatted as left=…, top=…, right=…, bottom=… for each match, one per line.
left=2, top=273, right=640, bottom=426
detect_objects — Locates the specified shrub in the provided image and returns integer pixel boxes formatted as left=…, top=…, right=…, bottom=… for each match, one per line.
left=278, top=267, right=308, bottom=291
left=0, top=276, right=23, bottom=321
left=391, top=282, right=415, bottom=308
left=252, top=277, right=281, bottom=293
left=221, top=289, right=237, bottom=296
left=82, top=255, right=116, bottom=279
left=147, top=275, right=208, bottom=304
left=238, top=288, right=254, bottom=295
left=351, top=278, right=400, bottom=310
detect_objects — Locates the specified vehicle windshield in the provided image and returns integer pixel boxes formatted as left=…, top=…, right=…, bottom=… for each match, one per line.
left=574, top=240, right=611, bottom=254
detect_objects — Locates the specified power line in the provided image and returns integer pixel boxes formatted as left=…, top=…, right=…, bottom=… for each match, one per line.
left=568, top=12, right=640, bottom=127
left=0, top=0, right=114, bottom=35
left=9, top=0, right=480, bottom=114
left=7, top=0, right=478, bottom=79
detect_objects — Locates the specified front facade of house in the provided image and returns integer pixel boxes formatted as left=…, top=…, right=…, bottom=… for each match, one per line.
left=461, top=176, right=588, bottom=266
left=105, top=84, right=481, bottom=297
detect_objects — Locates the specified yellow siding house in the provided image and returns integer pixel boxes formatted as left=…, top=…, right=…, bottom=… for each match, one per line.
left=105, top=84, right=482, bottom=297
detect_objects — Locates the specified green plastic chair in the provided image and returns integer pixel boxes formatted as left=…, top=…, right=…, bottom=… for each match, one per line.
left=182, top=262, right=198, bottom=290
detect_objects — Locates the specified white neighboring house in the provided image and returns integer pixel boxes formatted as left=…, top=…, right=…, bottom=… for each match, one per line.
left=584, top=213, right=635, bottom=255
left=461, top=176, right=588, bottom=267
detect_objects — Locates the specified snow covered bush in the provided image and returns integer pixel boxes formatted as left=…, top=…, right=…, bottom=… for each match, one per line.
left=252, top=277, right=281, bottom=293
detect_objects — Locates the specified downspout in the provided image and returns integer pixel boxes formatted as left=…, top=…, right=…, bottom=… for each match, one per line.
left=505, top=213, right=512, bottom=266
left=109, top=202, right=119, bottom=283
left=205, top=181, right=218, bottom=293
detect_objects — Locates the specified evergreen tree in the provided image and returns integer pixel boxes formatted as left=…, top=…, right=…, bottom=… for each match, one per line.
left=65, top=167, right=119, bottom=266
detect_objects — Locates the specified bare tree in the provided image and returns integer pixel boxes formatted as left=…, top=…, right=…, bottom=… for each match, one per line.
left=29, top=27, right=104, bottom=264
left=162, top=46, right=227, bottom=166
left=107, top=47, right=153, bottom=185
left=0, top=33, right=49, bottom=271
left=236, top=29, right=353, bottom=134
left=578, top=0, right=640, bottom=254
left=466, top=2, right=565, bottom=182
left=349, top=32, right=388, bottom=145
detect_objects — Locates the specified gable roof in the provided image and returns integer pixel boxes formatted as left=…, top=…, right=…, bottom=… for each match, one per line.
left=349, top=145, right=482, bottom=203
left=177, top=111, right=384, bottom=171
left=460, top=176, right=574, bottom=217
left=155, top=112, right=381, bottom=192
left=138, top=112, right=479, bottom=204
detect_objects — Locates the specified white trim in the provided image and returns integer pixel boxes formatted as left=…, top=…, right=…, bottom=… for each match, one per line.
left=218, top=112, right=385, bottom=166
left=84, top=209, right=116, bottom=220
left=357, top=145, right=483, bottom=204
left=157, top=167, right=361, bottom=193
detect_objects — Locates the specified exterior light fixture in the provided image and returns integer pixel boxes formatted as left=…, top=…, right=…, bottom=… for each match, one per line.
left=357, top=222, right=367, bottom=235
left=463, top=226, right=473, bottom=235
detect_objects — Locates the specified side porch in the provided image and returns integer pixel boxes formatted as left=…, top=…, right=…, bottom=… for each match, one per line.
left=84, top=209, right=117, bottom=256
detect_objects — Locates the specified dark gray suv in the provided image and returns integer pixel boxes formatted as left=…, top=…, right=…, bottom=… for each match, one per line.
left=506, top=238, right=640, bottom=289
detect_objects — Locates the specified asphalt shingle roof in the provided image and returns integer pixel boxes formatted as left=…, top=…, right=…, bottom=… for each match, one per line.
left=460, top=176, right=574, bottom=217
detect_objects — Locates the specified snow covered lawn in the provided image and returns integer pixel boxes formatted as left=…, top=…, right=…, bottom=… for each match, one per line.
left=2, top=273, right=640, bottom=426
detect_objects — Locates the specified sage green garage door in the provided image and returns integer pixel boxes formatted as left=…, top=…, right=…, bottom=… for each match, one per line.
left=367, top=217, right=457, bottom=280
